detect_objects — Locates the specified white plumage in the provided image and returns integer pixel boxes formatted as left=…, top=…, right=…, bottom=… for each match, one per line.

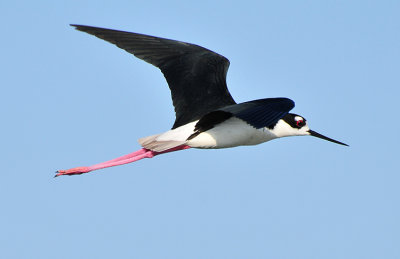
left=138, top=117, right=312, bottom=152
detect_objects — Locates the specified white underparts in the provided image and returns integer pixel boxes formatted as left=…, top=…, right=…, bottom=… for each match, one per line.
left=138, top=117, right=280, bottom=152
left=186, top=117, right=278, bottom=148
left=139, top=117, right=312, bottom=152
left=138, top=121, right=197, bottom=152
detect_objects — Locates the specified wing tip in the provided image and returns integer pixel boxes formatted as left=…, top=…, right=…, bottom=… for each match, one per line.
left=274, top=97, right=295, bottom=111
left=70, top=24, right=96, bottom=33
left=70, top=24, right=82, bottom=29
left=277, top=97, right=295, bottom=107
left=70, top=24, right=94, bottom=34
left=285, top=97, right=295, bottom=110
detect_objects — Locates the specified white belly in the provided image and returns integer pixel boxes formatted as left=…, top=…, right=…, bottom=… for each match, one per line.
left=187, top=117, right=278, bottom=149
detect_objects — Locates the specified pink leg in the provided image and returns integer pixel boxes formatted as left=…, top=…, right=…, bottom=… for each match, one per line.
left=55, top=145, right=191, bottom=177
left=90, top=148, right=148, bottom=168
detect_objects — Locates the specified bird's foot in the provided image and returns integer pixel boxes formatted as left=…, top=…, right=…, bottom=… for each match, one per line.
left=55, top=167, right=91, bottom=177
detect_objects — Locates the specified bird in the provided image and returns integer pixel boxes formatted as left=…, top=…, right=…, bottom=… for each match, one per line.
left=55, top=24, right=348, bottom=177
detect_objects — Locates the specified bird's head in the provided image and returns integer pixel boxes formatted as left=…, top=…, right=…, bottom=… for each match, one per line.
left=272, top=113, right=348, bottom=146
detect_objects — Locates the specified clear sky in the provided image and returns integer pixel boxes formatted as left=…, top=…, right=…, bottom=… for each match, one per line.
left=1, top=0, right=399, bottom=258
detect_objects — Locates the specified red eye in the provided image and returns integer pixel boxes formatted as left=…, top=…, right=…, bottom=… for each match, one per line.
left=296, top=120, right=304, bottom=127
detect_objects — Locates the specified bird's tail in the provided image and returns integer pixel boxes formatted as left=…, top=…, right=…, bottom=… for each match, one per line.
left=139, top=134, right=186, bottom=152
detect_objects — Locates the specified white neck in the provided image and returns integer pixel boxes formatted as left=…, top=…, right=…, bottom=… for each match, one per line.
left=269, top=119, right=310, bottom=138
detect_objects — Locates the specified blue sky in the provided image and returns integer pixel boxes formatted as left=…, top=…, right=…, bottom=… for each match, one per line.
left=1, top=0, right=399, bottom=258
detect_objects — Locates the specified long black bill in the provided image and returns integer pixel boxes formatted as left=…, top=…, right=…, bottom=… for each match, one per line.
left=308, top=130, right=348, bottom=146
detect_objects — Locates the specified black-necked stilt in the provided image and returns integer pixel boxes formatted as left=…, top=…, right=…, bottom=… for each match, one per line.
left=56, top=25, right=348, bottom=177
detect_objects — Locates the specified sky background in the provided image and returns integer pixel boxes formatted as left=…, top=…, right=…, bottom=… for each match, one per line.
left=1, top=0, right=399, bottom=258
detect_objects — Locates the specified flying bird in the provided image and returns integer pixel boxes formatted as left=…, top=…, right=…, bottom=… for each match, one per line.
left=55, top=25, right=347, bottom=177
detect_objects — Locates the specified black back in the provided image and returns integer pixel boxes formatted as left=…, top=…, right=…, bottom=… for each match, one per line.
left=71, top=25, right=236, bottom=129
left=221, top=98, right=295, bottom=129
left=187, top=98, right=295, bottom=139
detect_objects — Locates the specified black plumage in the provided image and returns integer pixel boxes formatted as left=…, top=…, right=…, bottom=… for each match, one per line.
left=72, top=25, right=295, bottom=132
left=71, top=24, right=236, bottom=129
left=220, top=98, right=295, bottom=129
left=187, top=110, right=233, bottom=140
left=187, top=98, right=294, bottom=140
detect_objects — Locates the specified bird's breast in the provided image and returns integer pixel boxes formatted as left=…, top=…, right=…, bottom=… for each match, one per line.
left=187, top=117, right=277, bottom=149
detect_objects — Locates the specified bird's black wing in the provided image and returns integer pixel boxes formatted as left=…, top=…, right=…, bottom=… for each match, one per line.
left=220, top=98, right=295, bottom=129
left=187, top=98, right=295, bottom=140
left=71, top=25, right=236, bottom=129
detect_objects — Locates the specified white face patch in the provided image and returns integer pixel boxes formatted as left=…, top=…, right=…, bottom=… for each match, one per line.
left=271, top=119, right=310, bottom=137
left=294, top=116, right=304, bottom=122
